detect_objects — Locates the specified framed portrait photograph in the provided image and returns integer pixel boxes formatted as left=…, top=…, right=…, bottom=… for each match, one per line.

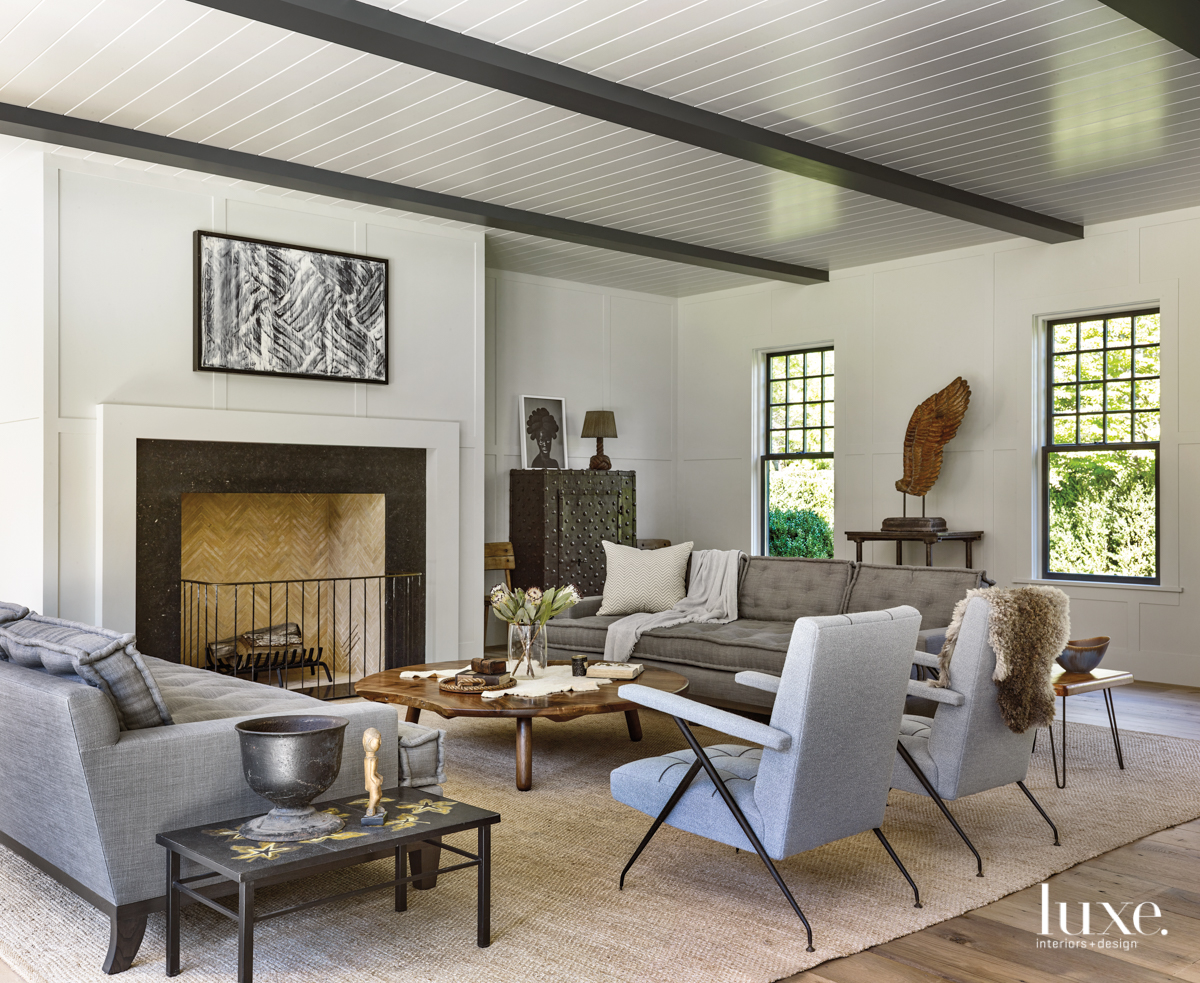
left=194, top=231, right=388, bottom=384
left=519, top=395, right=569, bottom=469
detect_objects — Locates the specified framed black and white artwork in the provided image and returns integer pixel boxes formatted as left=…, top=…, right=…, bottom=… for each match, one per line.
left=194, top=231, right=388, bottom=384
left=519, top=395, right=569, bottom=469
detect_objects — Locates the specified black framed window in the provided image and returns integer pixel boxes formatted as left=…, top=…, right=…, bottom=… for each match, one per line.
left=1043, top=309, right=1159, bottom=583
left=763, top=348, right=834, bottom=557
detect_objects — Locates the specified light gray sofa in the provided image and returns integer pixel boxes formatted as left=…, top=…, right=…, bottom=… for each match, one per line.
left=547, top=558, right=987, bottom=712
left=0, top=653, right=441, bottom=974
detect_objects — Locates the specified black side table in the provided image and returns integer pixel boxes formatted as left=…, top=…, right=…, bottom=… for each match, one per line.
left=157, top=786, right=500, bottom=983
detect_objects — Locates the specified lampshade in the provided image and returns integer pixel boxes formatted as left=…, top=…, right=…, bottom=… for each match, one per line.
left=581, top=410, right=618, bottom=439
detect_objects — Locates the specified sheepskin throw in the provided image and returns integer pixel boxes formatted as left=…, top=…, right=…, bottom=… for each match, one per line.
left=934, top=586, right=1070, bottom=734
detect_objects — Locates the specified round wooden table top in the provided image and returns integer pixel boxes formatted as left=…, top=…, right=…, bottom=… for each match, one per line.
left=356, top=661, right=689, bottom=721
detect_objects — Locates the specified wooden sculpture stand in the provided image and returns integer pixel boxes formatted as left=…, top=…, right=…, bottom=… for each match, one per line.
left=844, top=529, right=984, bottom=567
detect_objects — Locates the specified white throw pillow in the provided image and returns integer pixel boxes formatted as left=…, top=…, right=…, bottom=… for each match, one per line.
left=598, top=541, right=693, bottom=616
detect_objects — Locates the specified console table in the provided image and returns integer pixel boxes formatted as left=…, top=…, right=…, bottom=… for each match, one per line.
left=844, top=529, right=984, bottom=567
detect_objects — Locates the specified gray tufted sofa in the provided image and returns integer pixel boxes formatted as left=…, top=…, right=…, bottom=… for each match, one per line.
left=0, top=653, right=443, bottom=974
left=547, top=558, right=986, bottom=712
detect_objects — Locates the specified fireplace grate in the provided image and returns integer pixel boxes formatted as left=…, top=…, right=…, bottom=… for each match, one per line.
left=180, top=573, right=422, bottom=699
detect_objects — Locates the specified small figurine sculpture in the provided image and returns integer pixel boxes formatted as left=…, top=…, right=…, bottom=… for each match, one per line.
left=360, top=727, right=387, bottom=826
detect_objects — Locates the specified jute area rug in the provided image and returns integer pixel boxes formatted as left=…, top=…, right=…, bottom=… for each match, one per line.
left=2, top=711, right=1199, bottom=983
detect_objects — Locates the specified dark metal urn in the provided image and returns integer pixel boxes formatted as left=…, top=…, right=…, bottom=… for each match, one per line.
left=235, top=715, right=350, bottom=842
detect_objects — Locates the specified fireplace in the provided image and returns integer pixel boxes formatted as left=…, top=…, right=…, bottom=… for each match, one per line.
left=97, top=403, right=461, bottom=669
left=136, top=438, right=426, bottom=690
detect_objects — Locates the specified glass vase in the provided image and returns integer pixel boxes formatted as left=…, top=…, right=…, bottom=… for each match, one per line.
left=507, top=623, right=547, bottom=678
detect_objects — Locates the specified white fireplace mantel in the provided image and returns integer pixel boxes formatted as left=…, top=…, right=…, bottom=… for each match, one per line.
left=96, top=403, right=459, bottom=661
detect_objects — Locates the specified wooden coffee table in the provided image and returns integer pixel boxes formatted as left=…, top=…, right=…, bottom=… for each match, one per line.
left=357, top=661, right=688, bottom=791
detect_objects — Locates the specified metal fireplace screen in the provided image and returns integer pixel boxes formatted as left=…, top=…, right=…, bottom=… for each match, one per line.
left=180, top=573, right=422, bottom=699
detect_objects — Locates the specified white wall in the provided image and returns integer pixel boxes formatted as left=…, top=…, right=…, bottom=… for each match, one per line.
left=677, top=211, right=1198, bottom=686
left=0, top=148, right=50, bottom=608
left=14, top=148, right=1195, bottom=682
left=484, top=270, right=678, bottom=545
left=3, top=153, right=485, bottom=661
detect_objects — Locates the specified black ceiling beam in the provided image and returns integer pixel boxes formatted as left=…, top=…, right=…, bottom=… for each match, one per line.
left=188, top=0, right=1082, bottom=244
left=1095, top=1, right=1200, bottom=60
left=0, top=102, right=826, bottom=285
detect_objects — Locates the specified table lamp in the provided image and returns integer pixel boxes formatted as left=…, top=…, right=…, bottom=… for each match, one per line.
left=581, top=410, right=617, bottom=470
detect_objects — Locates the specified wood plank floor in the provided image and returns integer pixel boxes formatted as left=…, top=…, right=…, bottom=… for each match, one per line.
left=2, top=682, right=1196, bottom=983
left=791, top=818, right=1200, bottom=983
left=787, top=680, right=1200, bottom=983
left=1060, top=680, right=1200, bottom=742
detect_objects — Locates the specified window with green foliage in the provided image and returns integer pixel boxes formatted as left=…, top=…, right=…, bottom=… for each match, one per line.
left=1044, top=310, right=1159, bottom=583
left=764, top=348, right=834, bottom=557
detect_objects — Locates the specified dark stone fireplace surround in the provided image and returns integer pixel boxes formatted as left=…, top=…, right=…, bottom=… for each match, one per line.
left=136, top=438, right=425, bottom=664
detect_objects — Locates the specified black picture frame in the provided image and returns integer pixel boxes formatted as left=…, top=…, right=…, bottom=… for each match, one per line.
left=193, top=230, right=389, bottom=385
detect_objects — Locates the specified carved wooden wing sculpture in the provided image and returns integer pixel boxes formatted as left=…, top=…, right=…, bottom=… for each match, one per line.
left=895, top=377, right=971, bottom=497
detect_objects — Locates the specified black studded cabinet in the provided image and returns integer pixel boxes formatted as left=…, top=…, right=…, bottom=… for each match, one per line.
left=509, top=469, right=636, bottom=596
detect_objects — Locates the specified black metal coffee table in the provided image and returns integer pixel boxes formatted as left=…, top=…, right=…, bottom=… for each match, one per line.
left=157, top=786, right=499, bottom=983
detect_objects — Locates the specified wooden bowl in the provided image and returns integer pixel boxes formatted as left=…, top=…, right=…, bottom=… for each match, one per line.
left=1056, top=636, right=1110, bottom=674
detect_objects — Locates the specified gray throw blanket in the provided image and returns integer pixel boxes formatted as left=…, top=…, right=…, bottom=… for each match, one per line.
left=603, top=549, right=746, bottom=662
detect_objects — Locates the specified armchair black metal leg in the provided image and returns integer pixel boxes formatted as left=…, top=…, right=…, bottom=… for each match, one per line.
left=896, top=741, right=983, bottom=877
left=1016, top=781, right=1060, bottom=846
left=1047, top=693, right=1067, bottom=788
left=620, top=758, right=702, bottom=890
left=675, top=718, right=815, bottom=952
left=872, top=828, right=922, bottom=908
left=1103, top=689, right=1126, bottom=770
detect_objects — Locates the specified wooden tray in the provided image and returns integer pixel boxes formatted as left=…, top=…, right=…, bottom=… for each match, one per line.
left=438, top=677, right=514, bottom=694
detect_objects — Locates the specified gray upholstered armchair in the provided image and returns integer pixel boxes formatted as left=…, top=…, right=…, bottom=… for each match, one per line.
left=610, top=606, right=923, bottom=952
left=896, top=596, right=1060, bottom=877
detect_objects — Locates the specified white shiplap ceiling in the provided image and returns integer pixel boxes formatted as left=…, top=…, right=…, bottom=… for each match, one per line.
left=1, top=0, right=1196, bottom=296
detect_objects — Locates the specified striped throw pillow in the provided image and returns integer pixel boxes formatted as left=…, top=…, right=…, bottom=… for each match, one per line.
left=0, top=601, right=30, bottom=660
left=597, top=541, right=693, bottom=616
left=0, top=615, right=173, bottom=730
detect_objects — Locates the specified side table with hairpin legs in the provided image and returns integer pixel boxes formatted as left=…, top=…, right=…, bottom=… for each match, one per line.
left=1038, top=666, right=1134, bottom=788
